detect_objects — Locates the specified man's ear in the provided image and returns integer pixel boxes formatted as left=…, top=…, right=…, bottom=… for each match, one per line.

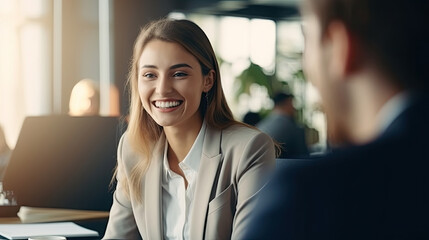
left=325, top=21, right=359, bottom=80
left=203, top=70, right=215, bottom=92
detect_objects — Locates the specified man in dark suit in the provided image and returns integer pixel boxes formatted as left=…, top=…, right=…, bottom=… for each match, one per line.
left=257, top=93, right=308, bottom=158
left=245, top=0, right=429, bottom=239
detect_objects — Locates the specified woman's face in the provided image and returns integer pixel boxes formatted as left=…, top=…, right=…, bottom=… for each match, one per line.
left=138, top=39, right=211, bottom=130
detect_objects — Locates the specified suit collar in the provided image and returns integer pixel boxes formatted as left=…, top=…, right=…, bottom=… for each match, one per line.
left=201, top=124, right=222, bottom=158
left=144, top=133, right=165, bottom=239
left=190, top=124, right=223, bottom=240
left=378, top=92, right=426, bottom=141
left=183, top=120, right=207, bottom=173
left=142, top=125, right=224, bottom=240
left=376, top=91, right=411, bottom=136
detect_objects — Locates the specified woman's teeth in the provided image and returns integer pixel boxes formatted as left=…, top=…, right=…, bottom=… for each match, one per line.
left=154, top=101, right=181, bottom=108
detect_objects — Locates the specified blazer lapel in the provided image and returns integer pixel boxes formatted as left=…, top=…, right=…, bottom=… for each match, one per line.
left=190, top=125, right=222, bottom=240
left=144, top=134, right=165, bottom=239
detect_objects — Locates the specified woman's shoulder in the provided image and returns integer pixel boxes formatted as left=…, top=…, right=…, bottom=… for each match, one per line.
left=218, top=123, right=276, bottom=170
left=221, top=123, right=272, bottom=146
left=222, top=122, right=263, bottom=135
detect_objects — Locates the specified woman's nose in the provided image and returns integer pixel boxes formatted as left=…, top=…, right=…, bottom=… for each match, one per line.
left=155, top=75, right=172, bottom=95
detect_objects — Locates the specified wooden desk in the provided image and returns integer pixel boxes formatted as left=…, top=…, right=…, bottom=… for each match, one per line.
left=0, top=217, right=20, bottom=224
left=0, top=207, right=109, bottom=238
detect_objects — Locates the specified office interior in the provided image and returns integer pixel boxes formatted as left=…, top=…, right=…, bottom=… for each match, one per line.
left=0, top=0, right=325, bottom=236
left=0, top=0, right=326, bottom=152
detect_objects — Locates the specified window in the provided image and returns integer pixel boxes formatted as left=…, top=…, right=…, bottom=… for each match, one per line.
left=176, top=13, right=327, bottom=151
left=0, top=0, right=115, bottom=148
left=0, top=0, right=52, bottom=147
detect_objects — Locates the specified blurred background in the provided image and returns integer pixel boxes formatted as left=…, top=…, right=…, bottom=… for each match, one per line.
left=0, top=0, right=326, bottom=154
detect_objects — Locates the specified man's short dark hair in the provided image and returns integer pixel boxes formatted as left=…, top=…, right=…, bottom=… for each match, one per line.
left=303, top=0, right=429, bottom=90
left=273, top=93, right=294, bottom=106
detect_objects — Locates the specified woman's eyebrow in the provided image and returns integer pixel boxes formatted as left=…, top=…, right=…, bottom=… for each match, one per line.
left=140, top=64, right=157, bottom=69
left=170, top=63, right=192, bottom=70
left=140, top=63, right=192, bottom=70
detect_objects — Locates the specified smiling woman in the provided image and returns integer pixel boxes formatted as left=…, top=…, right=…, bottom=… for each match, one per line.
left=103, top=18, right=276, bottom=240
left=138, top=40, right=212, bottom=131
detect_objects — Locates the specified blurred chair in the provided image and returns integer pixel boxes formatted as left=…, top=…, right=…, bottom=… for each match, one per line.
left=3, top=116, right=120, bottom=211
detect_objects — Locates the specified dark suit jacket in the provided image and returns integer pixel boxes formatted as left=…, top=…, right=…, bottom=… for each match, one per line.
left=245, top=94, right=429, bottom=240
left=257, top=113, right=309, bottom=158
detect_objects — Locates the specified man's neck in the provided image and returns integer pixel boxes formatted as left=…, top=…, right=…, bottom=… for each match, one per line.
left=345, top=71, right=403, bottom=144
left=273, top=107, right=293, bottom=117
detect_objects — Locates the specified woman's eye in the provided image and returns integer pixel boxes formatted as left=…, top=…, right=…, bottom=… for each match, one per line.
left=173, top=72, right=188, bottom=78
left=143, top=73, right=156, bottom=79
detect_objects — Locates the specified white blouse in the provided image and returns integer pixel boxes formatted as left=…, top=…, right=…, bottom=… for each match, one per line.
left=161, top=121, right=207, bottom=240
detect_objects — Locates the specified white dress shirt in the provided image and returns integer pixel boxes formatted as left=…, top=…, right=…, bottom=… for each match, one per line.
left=162, top=121, right=207, bottom=240
left=376, top=91, right=410, bottom=136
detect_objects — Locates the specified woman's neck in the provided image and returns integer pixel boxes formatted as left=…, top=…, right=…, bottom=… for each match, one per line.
left=164, top=119, right=203, bottom=163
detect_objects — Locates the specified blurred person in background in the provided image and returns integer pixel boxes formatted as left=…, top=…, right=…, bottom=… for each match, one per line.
left=245, top=0, right=429, bottom=239
left=103, top=18, right=275, bottom=239
left=242, top=111, right=261, bottom=126
left=257, top=92, right=308, bottom=158
left=69, top=78, right=100, bottom=116
left=0, top=125, right=11, bottom=181
left=69, top=78, right=121, bottom=117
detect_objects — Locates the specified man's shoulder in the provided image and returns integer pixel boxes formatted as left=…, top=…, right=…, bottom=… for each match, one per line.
left=256, top=114, right=278, bottom=129
left=257, top=113, right=300, bottom=137
left=280, top=132, right=426, bottom=186
left=274, top=138, right=406, bottom=184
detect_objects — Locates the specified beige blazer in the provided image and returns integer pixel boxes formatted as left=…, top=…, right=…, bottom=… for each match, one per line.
left=103, top=124, right=275, bottom=240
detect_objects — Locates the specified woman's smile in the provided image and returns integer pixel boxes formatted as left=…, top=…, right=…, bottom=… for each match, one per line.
left=153, top=100, right=184, bottom=112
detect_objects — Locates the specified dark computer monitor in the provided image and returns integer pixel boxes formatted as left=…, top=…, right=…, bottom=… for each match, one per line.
left=3, top=115, right=121, bottom=211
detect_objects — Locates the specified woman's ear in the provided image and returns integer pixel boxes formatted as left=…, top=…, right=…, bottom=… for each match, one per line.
left=203, top=70, right=215, bottom=92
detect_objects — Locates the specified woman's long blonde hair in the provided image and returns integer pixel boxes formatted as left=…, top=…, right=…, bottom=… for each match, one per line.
left=121, top=18, right=238, bottom=202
